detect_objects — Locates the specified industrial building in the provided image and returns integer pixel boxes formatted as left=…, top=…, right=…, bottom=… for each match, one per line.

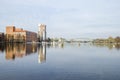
left=6, top=26, right=37, bottom=42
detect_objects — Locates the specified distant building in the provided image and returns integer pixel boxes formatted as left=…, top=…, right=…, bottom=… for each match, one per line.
left=6, top=26, right=37, bottom=42
left=0, top=32, right=4, bottom=43
left=38, top=24, right=46, bottom=42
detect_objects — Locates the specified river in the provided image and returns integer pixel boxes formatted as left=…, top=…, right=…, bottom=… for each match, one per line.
left=0, top=43, right=120, bottom=80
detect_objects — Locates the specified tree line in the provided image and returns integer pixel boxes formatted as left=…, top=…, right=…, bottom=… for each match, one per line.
left=92, top=36, right=120, bottom=43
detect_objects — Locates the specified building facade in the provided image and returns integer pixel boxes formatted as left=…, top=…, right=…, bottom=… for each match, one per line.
left=6, top=26, right=37, bottom=42
left=0, top=32, right=4, bottom=43
left=38, top=24, right=46, bottom=42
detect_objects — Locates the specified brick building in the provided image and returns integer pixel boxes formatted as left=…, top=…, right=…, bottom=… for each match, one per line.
left=0, top=32, right=4, bottom=43
left=6, top=26, right=37, bottom=42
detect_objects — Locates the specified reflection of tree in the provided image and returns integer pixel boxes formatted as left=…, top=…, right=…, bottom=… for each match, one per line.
left=93, top=36, right=120, bottom=44
left=108, top=37, right=115, bottom=43
left=115, top=44, right=120, bottom=50
left=92, top=43, right=120, bottom=50
left=92, top=36, right=120, bottom=50
left=108, top=44, right=114, bottom=50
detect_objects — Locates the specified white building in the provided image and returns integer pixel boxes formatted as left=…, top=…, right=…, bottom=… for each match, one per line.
left=38, top=24, right=46, bottom=42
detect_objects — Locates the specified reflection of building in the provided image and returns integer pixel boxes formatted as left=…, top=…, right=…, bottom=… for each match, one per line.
left=5, top=43, right=37, bottom=60
left=38, top=44, right=46, bottom=63
left=0, top=32, right=4, bottom=43
left=38, top=24, right=46, bottom=42
left=6, top=26, right=37, bottom=42
left=0, top=43, right=4, bottom=52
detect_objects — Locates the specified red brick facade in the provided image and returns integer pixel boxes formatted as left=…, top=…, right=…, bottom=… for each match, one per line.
left=6, top=26, right=37, bottom=42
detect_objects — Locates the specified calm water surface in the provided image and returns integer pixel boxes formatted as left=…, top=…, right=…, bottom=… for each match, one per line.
left=0, top=43, right=120, bottom=80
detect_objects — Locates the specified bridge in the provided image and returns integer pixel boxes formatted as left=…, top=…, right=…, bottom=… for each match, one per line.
left=66, top=38, right=93, bottom=43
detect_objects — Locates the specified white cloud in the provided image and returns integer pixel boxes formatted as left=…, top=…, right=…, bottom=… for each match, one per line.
left=0, top=0, right=120, bottom=38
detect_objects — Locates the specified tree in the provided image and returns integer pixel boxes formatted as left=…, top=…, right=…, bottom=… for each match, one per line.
left=47, top=37, right=51, bottom=42
left=108, top=36, right=114, bottom=43
left=115, top=36, right=120, bottom=43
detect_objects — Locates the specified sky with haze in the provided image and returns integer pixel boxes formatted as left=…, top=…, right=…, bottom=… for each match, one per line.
left=0, top=0, right=120, bottom=39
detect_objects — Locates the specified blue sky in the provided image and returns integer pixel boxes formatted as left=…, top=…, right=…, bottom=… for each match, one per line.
left=0, top=0, right=120, bottom=39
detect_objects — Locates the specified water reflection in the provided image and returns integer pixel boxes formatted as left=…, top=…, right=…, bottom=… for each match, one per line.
left=0, top=42, right=120, bottom=80
left=48, top=42, right=64, bottom=48
left=0, top=42, right=120, bottom=61
left=38, top=44, right=46, bottom=63
left=4, top=43, right=37, bottom=60
left=92, top=43, right=120, bottom=50
left=0, top=43, right=5, bottom=52
left=37, top=43, right=64, bottom=63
